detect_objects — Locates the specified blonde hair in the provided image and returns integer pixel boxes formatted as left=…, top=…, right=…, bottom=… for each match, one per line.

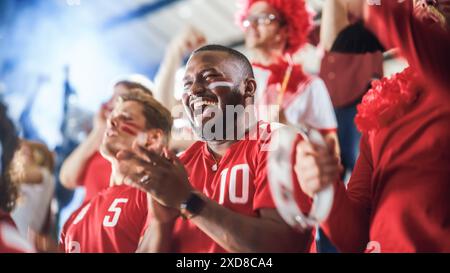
left=26, top=141, right=55, bottom=171
left=112, top=74, right=155, bottom=96
left=119, top=88, right=173, bottom=137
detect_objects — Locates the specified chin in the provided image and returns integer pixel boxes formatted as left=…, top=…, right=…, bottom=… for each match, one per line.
left=245, top=40, right=259, bottom=50
left=99, top=142, right=115, bottom=162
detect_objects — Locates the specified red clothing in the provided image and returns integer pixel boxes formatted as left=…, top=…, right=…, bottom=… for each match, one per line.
left=366, top=0, right=450, bottom=94
left=320, top=51, right=383, bottom=108
left=321, top=2, right=450, bottom=252
left=78, top=151, right=111, bottom=201
left=323, top=89, right=450, bottom=252
left=0, top=211, right=34, bottom=253
left=171, top=122, right=312, bottom=253
left=60, top=185, right=149, bottom=253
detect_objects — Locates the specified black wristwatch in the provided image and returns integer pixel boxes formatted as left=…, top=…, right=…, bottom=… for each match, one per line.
left=180, top=192, right=206, bottom=219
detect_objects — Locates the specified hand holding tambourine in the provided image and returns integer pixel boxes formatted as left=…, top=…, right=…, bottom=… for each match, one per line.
left=268, top=125, right=341, bottom=231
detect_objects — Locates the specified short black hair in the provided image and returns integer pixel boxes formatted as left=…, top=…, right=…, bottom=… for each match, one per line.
left=191, top=44, right=254, bottom=79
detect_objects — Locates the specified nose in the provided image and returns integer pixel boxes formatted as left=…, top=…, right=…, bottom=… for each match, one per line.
left=109, top=116, right=119, bottom=129
left=189, top=80, right=207, bottom=97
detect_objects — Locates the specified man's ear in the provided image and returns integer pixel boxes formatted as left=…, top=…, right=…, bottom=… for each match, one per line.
left=243, top=77, right=257, bottom=99
left=143, top=129, right=166, bottom=152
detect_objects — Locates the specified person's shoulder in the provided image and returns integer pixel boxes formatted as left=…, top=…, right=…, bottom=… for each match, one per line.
left=305, top=76, right=327, bottom=92
left=246, top=121, right=285, bottom=148
left=177, top=141, right=205, bottom=162
left=90, top=151, right=110, bottom=165
left=100, top=185, right=144, bottom=201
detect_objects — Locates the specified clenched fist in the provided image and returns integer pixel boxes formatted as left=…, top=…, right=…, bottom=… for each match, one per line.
left=295, top=137, right=342, bottom=198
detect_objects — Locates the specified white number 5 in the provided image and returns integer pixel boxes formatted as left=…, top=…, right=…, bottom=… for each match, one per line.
left=103, top=198, right=128, bottom=227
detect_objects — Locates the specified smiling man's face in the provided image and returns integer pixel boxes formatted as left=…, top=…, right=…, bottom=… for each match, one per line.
left=182, top=50, right=248, bottom=140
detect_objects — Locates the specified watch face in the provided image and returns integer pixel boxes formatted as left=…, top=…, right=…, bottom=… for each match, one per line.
left=181, top=193, right=206, bottom=219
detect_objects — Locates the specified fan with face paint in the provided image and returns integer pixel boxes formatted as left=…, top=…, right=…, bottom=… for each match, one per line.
left=182, top=49, right=257, bottom=142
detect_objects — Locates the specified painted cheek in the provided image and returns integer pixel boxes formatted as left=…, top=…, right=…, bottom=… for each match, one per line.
left=119, top=122, right=140, bottom=136
left=207, top=81, right=233, bottom=90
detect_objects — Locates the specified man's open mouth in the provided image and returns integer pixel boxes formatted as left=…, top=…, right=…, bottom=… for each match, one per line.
left=190, top=98, right=219, bottom=118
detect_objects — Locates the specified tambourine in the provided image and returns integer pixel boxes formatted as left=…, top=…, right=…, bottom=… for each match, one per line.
left=267, top=125, right=334, bottom=231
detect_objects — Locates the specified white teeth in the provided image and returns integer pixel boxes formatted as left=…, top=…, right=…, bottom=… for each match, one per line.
left=193, top=100, right=218, bottom=109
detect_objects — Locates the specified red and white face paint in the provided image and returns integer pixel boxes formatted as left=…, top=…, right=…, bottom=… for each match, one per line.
left=207, top=81, right=234, bottom=90
left=119, top=121, right=141, bottom=137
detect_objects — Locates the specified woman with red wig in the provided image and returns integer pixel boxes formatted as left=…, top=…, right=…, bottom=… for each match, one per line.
left=237, top=0, right=339, bottom=151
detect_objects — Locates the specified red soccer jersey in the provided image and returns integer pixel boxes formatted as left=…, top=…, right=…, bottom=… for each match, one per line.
left=171, top=122, right=312, bottom=253
left=78, top=151, right=111, bottom=202
left=60, top=185, right=149, bottom=253
left=0, top=211, right=34, bottom=253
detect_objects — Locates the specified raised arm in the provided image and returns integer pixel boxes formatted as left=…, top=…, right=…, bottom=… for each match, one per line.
left=295, top=134, right=372, bottom=252
left=320, top=135, right=373, bottom=252
left=320, top=0, right=351, bottom=51
left=59, top=107, right=106, bottom=189
left=153, top=26, right=206, bottom=110
left=364, top=0, right=450, bottom=92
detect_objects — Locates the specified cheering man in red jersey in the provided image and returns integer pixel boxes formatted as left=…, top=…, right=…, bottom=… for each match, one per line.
left=60, top=88, right=174, bottom=253
left=117, top=44, right=313, bottom=253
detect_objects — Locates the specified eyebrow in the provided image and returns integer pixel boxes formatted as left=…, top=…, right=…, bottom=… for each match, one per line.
left=183, top=68, right=220, bottom=82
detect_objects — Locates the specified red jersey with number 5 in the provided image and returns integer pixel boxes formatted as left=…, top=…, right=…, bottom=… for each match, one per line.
left=60, top=185, right=149, bottom=253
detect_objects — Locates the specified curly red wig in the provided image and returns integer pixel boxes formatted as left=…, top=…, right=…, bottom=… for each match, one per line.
left=236, top=0, right=313, bottom=55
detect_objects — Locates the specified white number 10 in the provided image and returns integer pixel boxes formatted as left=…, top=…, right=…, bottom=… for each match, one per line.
left=103, top=198, right=128, bottom=227
left=219, top=164, right=249, bottom=205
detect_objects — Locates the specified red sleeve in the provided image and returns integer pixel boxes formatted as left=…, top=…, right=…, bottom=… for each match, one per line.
left=365, top=0, right=450, bottom=93
left=76, top=153, right=95, bottom=186
left=321, top=134, right=373, bottom=252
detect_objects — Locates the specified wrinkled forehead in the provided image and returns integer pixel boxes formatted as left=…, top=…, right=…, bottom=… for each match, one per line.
left=185, top=51, right=241, bottom=79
